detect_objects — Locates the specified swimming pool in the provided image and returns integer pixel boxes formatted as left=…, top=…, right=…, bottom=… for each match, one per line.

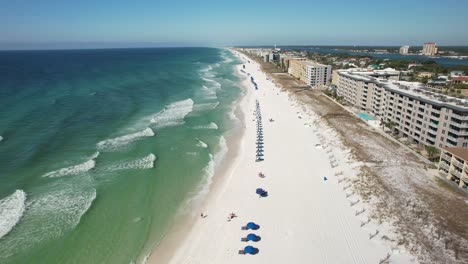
left=357, top=112, right=374, bottom=121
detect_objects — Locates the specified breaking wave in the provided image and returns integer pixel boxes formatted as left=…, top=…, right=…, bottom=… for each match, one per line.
left=193, top=122, right=218, bottom=130
left=196, top=138, right=208, bottom=148
left=199, top=85, right=218, bottom=100
left=193, top=101, right=219, bottom=112
left=200, top=65, right=213, bottom=73
left=97, top=128, right=155, bottom=150
left=0, top=182, right=96, bottom=260
left=43, top=159, right=96, bottom=178
left=104, top=154, right=156, bottom=171
left=0, top=136, right=3, bottom=142
left=202, top=78, right=221, bottom=89
left=0, top=190, right=26, bottom=239
left=150, top=99, right=194, bottom=128
left=220, top=52, right=234, bottom=63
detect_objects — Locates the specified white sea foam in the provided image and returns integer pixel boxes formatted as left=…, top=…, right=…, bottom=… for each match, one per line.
left=220, top=52, right=234, bottom=63
left=199, top=85, right=218, bottom=100
left=97, top=128, right=155, bottom=150
left=180, top=136, right=228, bottom=214
left=0, top=177, right=96, bottom=260
left=214, top=136, right=228, bottom=165
left=105, top=154, right=156, bottom=171
left=150, top=99, right=194, bottom=128
left=27, top=188, right=96, bottom=233
left=0, top=190, right=26, bottom=239
left=90, top=151, right=100, bottom=160
left=203, top=78, right=221, bottom=89
left=193, top=101, right=219, bottom=112
left=43, top=159, right=96, bottom=178
left=196, top=138, right=208, bottom=148
left=186, top=152, right=198, bottom=156
left=193, top=122, right=218, bottom=130
left=200, top=65, right=213, bottom=72
left=0, top=136, right=3, bottom=142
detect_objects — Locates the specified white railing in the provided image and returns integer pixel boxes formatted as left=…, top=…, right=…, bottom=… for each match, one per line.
left=450, top=168, right=462, bottom=178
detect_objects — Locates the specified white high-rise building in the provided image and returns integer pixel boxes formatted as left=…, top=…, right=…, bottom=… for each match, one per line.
left=399, top=45, right=410, bottom=55
left=304, top=62, right=332, bottom=88
left=422, top=42, right=438, bottom=56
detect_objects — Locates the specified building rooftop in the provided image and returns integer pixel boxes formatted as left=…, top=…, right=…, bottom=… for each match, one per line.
left=444, top=147, right=468, bottom=161
left=338, top=69, right=468, bottom=111
left=300, top=60, right=328, bottom=67
left=453, top=76, right=468, bottom=81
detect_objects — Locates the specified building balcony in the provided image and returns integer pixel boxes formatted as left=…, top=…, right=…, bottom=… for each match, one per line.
left=452, top=159, right=464, bottom=169
left=450, top=168, right=462, bottom=178
left=449, top=127, right=468, bottom=136
left=447, top=135, right=459, bottom=143
left=439, top=162, right=450, bottom=170
left=441, top=153, right=452, bottom=161
left=452, top=113, right=468, bottom=121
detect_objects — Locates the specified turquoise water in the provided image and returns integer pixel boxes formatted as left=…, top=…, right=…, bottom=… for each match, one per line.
left=357, top=112, right=374, bottom=121
left=0, top=48, right=241, bottom=263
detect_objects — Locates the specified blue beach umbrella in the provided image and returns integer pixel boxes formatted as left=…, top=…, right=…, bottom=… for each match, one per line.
left=244, top=245, right=258, bottom=254
left=246, top=222, right=259, bottom=230
left=247, top=233, right=260, bottom=242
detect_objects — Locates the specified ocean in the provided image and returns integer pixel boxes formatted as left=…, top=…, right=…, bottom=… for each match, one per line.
left=0, top=47, right=242, bottom=263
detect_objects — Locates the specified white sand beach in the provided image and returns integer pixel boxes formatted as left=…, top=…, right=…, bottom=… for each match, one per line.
left=149, top=50, right=416, bottom=264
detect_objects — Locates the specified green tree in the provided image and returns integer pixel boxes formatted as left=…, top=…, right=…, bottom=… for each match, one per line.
left=385, top=121, right=397, bottom=133
left=425, top=146, right=438, bottom=161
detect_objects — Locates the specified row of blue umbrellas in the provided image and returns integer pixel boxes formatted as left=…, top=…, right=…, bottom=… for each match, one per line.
left=240, top=222, right=261, bottom=255
left=255, top=100, right=263, bottom=162
left=251, top=76, right=258, bottom=90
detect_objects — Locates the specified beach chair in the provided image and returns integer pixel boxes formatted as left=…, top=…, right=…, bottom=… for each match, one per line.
left=241, top=237, right=248, bottom=242
left=241, top=226, right=248, bottom=230
left=238, top=250, right=246, bottom=255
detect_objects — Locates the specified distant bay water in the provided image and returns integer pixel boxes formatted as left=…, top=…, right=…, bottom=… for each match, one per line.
left=0, top=47, right=241, bottom=263
left=280, top=46, right=468, bottom=67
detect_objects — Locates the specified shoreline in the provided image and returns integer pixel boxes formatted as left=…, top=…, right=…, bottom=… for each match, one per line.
left=146, top=49, right=419, bottom=264
left=145, top=49, right=251, bottom=263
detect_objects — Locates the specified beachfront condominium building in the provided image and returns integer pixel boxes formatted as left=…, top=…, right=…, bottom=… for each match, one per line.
left=399, top=45, right=410, bottom=55
left=288, top=60, right=332, bottom=88
left=438, top=147, right=468, bottom=189
left=280, top=57, right=306, bottom=72
left=336, top=69, right=468, bottom=149
left=422, top=42, right=438, bottom=56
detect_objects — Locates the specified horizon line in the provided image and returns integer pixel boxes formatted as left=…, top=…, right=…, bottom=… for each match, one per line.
left=1, top=44, right=468, bottom=52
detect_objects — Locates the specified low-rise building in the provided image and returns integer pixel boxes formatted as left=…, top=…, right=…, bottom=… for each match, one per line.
left=417, top=72, right=434, bottom=79
left=452, top=76, right=468, bottom=85
left=450, top=71, right=465, bottom=78
left=438, top=147, right=468, bottom=189
left=336, top=68, right=468, bottom=149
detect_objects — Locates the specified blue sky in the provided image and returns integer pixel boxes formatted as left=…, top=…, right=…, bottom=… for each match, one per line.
left=1, top=0, right=467, bottom=49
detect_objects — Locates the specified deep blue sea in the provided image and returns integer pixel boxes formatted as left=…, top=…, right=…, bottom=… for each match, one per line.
left=0, top=47, right=241, bottom=263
